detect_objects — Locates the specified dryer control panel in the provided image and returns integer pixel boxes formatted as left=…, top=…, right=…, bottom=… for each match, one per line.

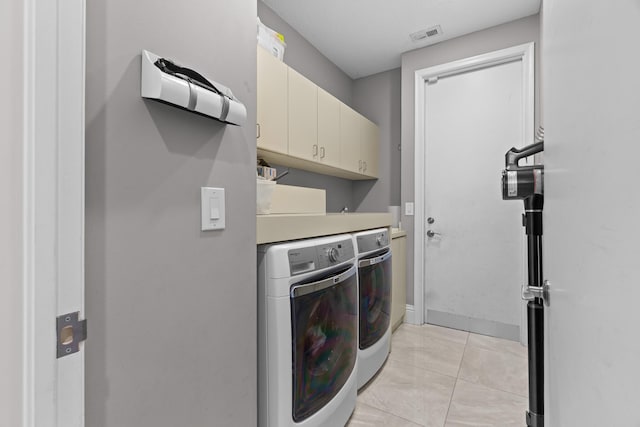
left=356, top=229, right=389, bottom=253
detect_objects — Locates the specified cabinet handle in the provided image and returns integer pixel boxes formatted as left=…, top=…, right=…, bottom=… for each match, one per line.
left=313, top=144, right=318, bottom=157
left=363, top=161, right=367, bottom=172
left=320, top=147, right=325, bottom=159
left=359, top=160, right=363, bottom=171
left=256, top=123, right=261, bottom=139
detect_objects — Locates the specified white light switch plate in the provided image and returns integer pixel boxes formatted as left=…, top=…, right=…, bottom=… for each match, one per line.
left=201, top=187, right=225, bottom=231
left=405, top=202, right=414, bottom=216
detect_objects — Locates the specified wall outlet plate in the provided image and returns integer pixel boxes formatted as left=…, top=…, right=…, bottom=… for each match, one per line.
left=405, top=202, right=414, bottom=216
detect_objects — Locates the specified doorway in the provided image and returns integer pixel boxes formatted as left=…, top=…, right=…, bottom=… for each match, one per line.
left=413, top=43, right=534, bottom=342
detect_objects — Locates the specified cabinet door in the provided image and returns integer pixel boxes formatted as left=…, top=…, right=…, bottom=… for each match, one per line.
left=339, top=104, right=361, bottom=173
left=317, top=88, right=340, bottom=167
left=288, top=68, right=318, bottom=161
left=360, top=117, right=379, bottom=178
left=257, top=47, right=288, bottom=154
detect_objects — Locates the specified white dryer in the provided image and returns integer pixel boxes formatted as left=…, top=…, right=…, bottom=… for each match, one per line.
left=258, top=234, right=358, bottom=427
left=353, top=228, right=392, bottom=389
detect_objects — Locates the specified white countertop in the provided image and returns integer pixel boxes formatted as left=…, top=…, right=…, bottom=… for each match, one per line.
left=256, top=212, right=392, bottom=244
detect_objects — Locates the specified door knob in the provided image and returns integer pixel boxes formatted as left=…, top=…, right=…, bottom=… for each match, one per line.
left=427, top=217, right=435, bottom=224
left=427, top=230, right=441, bottom=238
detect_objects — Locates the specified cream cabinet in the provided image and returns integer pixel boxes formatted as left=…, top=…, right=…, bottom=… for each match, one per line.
left=361, top=117, right=379, bottom=178
left=287, top=68, right=318, bottom=162
left=256, top=46, right=379, bottom=180
left=257, top=47, right=288, bottom=154
left=391, top=231, right=407, bottom=331
left=317, top=88, right=340, bottom=168
left=339, top=104, right=361, bottom=174
left=340, top=104, right=379, bottom=178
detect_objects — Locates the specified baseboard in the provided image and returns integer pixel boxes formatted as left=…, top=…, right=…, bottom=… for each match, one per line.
left=427, top=309, right=520, bottom=342
left=405, top=304, right=416, bottom=325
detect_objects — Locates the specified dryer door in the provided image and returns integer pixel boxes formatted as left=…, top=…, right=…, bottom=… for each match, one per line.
left=358, top=249, right=392, bottom=349
left=290, top=264, right=357, bottom=422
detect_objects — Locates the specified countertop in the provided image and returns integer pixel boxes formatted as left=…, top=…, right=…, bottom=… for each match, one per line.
left=257, top=213, right=392, bottom=244
left=391, top=228, right=407, bottom=238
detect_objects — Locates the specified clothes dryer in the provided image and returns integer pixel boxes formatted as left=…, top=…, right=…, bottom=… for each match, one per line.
left=353, top=228, right=392, bottom=389
left=258, top=235, right=358, bottom=427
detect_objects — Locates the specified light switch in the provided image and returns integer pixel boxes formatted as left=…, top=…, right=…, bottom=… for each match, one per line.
left=201, top=187, right=225, bottom=231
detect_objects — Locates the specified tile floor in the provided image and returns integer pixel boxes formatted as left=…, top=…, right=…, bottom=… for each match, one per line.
left=346, top=323, right=528, bottom=427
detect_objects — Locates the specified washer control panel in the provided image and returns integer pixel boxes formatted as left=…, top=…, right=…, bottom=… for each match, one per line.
left=315, top=238, right=354, bottom=270
left=287, top=238, right=354, bottom=275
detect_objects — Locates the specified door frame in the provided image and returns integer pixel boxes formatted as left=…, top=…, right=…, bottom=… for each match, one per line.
left=412, top=42, right=534, bottom=329
left=23, top=0, right=85, bottom=425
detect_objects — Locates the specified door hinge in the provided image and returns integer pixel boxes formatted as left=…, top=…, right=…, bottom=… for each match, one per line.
left=57, top=311, right=87, bottom=358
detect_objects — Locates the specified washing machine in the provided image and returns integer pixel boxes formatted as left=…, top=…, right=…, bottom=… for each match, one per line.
left=353, top=228, right=392, bottom=389
left=258, top=234, right=358, bottom=427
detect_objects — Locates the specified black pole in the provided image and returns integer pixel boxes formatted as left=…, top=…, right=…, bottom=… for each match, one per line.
left=524, top=194, right=544, bottom=427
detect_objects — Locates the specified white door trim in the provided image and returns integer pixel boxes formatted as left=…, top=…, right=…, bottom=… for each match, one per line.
left=413, top=42, right=534, bottom=327
left=23, top=0, right=86, bottom=425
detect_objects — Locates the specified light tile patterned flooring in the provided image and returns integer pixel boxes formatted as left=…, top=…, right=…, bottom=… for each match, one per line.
left=346, top=323, right=528, bottom=427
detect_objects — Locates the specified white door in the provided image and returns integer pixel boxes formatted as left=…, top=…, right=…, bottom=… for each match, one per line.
left=23, top=0, right=86, bottom=425
left=544, top=1, right=640, bottom=425
left=420, top=50, right=533, bottom=341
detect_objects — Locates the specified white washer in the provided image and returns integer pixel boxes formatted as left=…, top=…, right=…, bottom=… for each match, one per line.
left=258, top=234, right=358, bottom=427
left=353, top=228, right=392, bottom=389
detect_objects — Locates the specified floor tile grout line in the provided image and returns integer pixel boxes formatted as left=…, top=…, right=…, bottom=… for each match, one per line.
left=443, top=375, right=460, bottom=425
left=443, top=332, right=468, bottom=425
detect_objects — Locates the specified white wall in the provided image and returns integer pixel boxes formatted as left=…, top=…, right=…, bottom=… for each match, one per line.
left=0, top=0, right=23, bottom=425
left=543, top=1, right=640, bottom=424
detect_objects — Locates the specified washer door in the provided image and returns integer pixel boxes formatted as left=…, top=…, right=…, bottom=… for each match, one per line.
left=358, top=249, right=392, bottom=350
left=290, top=264, right=357, bottom=422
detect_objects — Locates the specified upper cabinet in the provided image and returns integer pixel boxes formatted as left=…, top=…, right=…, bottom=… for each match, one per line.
left=257, top=47, right=288, bottom=154
left=339, top=104, right=379, bottom=178
left=287, top=68, right=318, bottom=162
left=256, top=46, right=379, bottom=180
left=317, top=88, right=341, bottom=168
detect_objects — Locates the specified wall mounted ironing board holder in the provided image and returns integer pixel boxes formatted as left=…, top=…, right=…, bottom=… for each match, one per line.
left=140, top=49, right=246, bottom=126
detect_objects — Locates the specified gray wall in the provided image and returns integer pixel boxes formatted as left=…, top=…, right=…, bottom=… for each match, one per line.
left=352, top=68, right=402, bottom=212
left=258, top=1, right=356, bottom=212
left=400, top=14, right=540, bottom=305
left=85, top=1, right=257, bottom=426
left=543, top=1, right=640, bottom=424
left=0, top=0, right=23, bottom=424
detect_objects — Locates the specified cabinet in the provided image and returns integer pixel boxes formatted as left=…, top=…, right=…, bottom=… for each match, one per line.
left=391, top=231, right=407, bottom=331
left=317, top=88, right=340, bottom=168
left=256, top=46, right=379, bottom=180
left=287, top=68, right=318, bottom=162
left=339, top=104, right=361, bottom=174
left=257, top=46, right=287, bottom=154
left=340, top=104, right=379, bottom=178
left=361, top=118, right=379, bottom=178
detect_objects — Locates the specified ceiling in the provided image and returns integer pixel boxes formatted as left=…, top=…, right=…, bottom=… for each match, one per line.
left=261, top=0, right=541, bottom=79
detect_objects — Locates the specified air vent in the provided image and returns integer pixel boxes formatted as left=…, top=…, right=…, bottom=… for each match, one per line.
left=409, top=25, right=443, bottom=42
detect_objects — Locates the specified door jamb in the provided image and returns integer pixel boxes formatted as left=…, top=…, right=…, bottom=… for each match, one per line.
left=23, top=0, right=86, bottom=425
left=412, top=42, right=534, bottom=328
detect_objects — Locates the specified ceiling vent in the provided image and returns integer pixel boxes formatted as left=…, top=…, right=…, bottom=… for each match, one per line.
left=409, top=25, right=443, bottom=42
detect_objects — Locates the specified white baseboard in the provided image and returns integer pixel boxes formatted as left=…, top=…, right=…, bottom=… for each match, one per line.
left=405, top=304, right=417, bottom=325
